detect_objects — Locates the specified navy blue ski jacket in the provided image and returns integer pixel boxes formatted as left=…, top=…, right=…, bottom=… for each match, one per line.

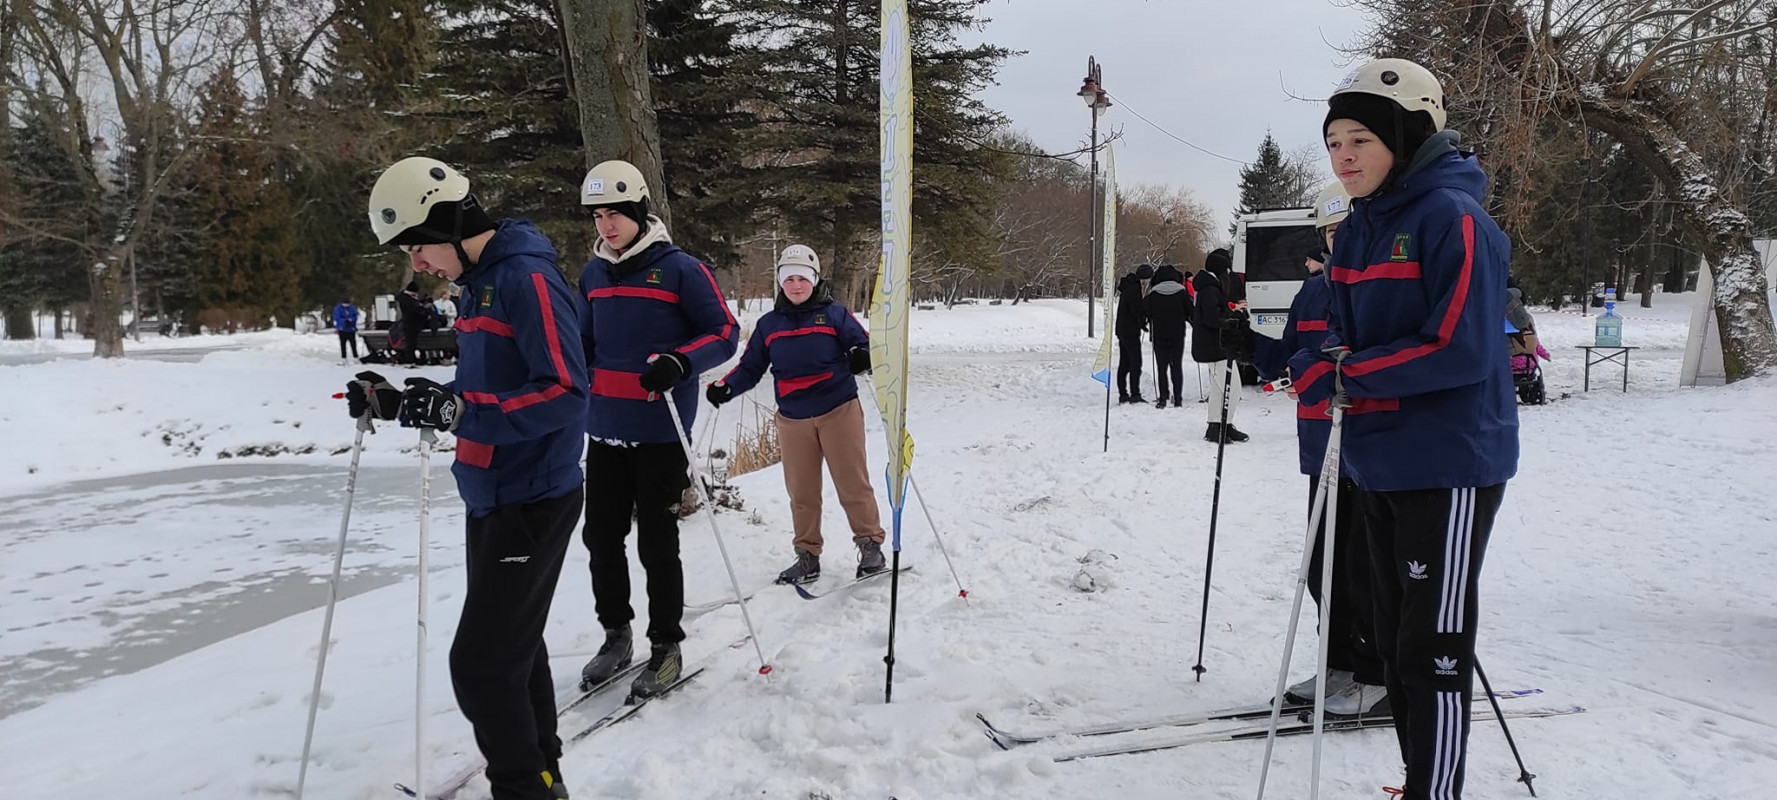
left=1288, top=132, right=1519, bottom=491
left=720, top=289, right=870, bottom=420
left=578, top=222, right=738, bottom=443
left=446, top=219, right=589, bottom=517
left=1253, top=272, right=1334, bottom=476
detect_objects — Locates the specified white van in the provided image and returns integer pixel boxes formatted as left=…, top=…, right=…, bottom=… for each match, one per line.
left=1231, top=207, right=1322, bottom=341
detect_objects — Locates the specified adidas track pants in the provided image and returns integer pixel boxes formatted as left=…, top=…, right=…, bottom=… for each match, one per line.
left=1360, top=484, right=1506, bottom=800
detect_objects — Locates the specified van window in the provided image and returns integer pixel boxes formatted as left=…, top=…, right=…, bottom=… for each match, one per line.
left=1244, top=225, right=1323, bottom=283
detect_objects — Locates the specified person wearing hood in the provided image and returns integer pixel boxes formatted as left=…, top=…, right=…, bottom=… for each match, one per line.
left=1192, top=249, right=1250, bottom=442
left=1142, top=264, right=1192, bottom=408
left=705, top=245, right=886, bottom=586
left=348, top=157, right=588, bottom=800
left=574, top=159, right=740, bottom=703
left=1113, top=263, right=1154, bottom=404
left=1287, top=58, right=1518, bottom=800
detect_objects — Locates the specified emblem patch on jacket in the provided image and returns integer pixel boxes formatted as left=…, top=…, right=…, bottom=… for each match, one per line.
left=814, top=313, right=828, bottom=326
left=1390, top=233, right=1411, bottom=262
left=480, top=285, right=494, bottom=305
left=646, top=268, right=663, bottom=285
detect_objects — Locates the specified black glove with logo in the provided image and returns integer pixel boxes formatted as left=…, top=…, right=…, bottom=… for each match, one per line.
left=846, top=347, right=871, bottom=375
left=400, top=377, right=465, bottom=431
left=1219, top=310, right=1256, bottom=361
left=640, top=352, right=691, bottom=393
left=705, top=381, right=734, bottom=407
left=345, top=371, right=401, bottom=420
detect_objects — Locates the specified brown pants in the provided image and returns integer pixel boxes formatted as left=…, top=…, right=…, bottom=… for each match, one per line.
left=776, top=398, right=886, bottom=556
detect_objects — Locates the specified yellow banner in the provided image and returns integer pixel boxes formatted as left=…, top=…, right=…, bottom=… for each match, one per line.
left=871, top=0, right=914, bottom=512
left=1093, top=145, right=1118, bottom=385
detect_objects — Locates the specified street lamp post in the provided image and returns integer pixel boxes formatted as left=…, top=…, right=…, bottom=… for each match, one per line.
left=1079, top=58, right=1112, bottom=338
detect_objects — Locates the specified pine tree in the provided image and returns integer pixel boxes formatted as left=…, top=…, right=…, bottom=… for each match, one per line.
left=0, top=94, right=88, bottom=326
left=649, top=0, right=763, bottom=269
left=183, top=68, right=305, bottom=329
left=745, top=0, right=1012, bottom=302
left=421, top=0, right=592, bottom=265
left=1230, top=133, right=1295, bottom=233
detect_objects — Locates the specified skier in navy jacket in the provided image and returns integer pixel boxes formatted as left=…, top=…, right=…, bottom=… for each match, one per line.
left=1288, top=59, right=1519, bottom=800
left=349, top=157, right=587, bottom=800
left=1248, top=180, right=1385, bottom=717
left=705, top=244, right=887, bottom=585
left=574, top=159, right=739, bottom=701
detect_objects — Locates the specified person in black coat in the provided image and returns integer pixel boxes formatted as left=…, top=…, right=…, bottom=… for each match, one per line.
left=1114, top=263, right=1154, bottom=403
left=1192, top=249, right=1249, bottom=442
left=1143, top=263, right=1192, bottom=408
left=395, top=281, right=432, bottom=365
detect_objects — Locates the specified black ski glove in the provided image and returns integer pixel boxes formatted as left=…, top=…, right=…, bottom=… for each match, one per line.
left=400, top=377, right=465, bottom=431
left=705, top=381, right=734, bottom=407
left=345, top=371, right=401, bottom=420
left=846, top=347, right=871, bottom=375
left=1219, top=311, right=1255, bottom=360
left=639, top=352, right=691, bottom=393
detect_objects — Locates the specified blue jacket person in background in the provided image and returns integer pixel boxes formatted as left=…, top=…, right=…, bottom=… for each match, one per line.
left=1248, top=180, right=1386, bottom=717
left=574, top=159, right=739, bottom=700
left=705, top=245, right=887, bottom=586
left=1288, top=58, right=1519, bottom=800
left=347, top=157, right=587, bottom=800
left=330, top=298, right=359, bottom=361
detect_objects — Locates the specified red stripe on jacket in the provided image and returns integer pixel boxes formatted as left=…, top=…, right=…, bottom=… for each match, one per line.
left=1330, top=261, right=1423, bottom=283
left=589, top=286, right=680, bottom=304
left=591, top=369, right=651, bottom=400
left=682, top=262, right=737, bottom=355
left=532, top=273, right=572, bottom=389
left=462, top=384, right=570, bottom=412
left=455, top=316, right=514, bottom=337
left=1296, top=397, right=1400, bottom=419
left=776, top=372, right=834, bottom=397
left=1296, top=320, right=1329, bottom=332
left=1344, top=218, right=1474, bottom=378
left=764, top=326, right=836, bottom=347
left=456, top=439, right=494, bottom=468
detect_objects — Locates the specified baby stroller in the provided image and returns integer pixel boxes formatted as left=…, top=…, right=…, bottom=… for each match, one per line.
left=1506, top=317, right=1548, bottom=405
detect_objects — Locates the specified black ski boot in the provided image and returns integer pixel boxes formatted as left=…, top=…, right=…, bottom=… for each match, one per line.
left=579, top=625, right=633, bottom=691
left=1118, top=392, right=1131, bottom=404
left=630, top=641, right=683, bottom=699
left=1171, top=397, right=1183, bottom=408
left=1222, top=424, right=1250, bottom=443
left=856, top=538, right=887, bottom=578
left=1129, top=393, right=1147, bottom=405
left=775, top=549, right=821, bottom=585
left=1156, top=396, right=1170, bottom=409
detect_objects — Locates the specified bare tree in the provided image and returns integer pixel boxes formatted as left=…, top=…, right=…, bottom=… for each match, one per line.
left=1350, top=0, right=1776, bottom=381
left=1120, top=183, right=1215, bottom=268
left=11, top=0, right=227, bottom=357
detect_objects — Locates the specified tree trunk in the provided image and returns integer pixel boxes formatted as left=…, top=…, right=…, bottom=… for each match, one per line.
left=556, top=0, right=669, bottom=227
left=1577, top=95, right=1777, bottom=381
left=89, top=257, right=125, bottom=356
left=3, top=307, right=32, bottom=340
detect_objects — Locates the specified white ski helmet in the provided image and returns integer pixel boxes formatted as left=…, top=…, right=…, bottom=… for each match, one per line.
left=1313, top=181, right=1351, bottom=229
left=368, top=157, right=471, bottom=245
left=776, top=244, right=821, bottom=285
left=1329, top=58, right=1446, bottom=132
left=579, top=159, right=650, bottom=207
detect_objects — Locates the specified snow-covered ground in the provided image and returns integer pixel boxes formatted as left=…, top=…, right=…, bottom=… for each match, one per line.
left=1, top=294, right=1774, bottom=799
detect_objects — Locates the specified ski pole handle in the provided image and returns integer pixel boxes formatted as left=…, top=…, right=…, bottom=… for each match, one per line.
left=1262, top=377, right=1292, bottom=393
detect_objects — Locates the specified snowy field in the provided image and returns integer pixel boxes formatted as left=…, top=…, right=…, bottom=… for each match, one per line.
left=1, top=295, right=1774, bottom=799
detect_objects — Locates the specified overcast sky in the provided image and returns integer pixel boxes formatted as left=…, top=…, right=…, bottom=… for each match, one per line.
left=965, top=0, right=1374, bottom=234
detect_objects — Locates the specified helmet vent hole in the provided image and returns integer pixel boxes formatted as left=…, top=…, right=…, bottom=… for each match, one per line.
left=429, top=167, right=446, bottom=180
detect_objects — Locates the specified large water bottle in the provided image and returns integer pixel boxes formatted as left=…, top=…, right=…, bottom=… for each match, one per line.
left=1595, top=289, right=1623, bottom=346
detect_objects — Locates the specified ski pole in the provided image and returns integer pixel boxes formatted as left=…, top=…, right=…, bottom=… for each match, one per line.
left=1190, top=358, right=1238, bottom=681
left=661, top=387, right=773, bottom=676
left=1476, top=660, right=1539, bottom=796
left=412, top=427, right=437, bottom=799
left=296, top=410, right=374, bottom=800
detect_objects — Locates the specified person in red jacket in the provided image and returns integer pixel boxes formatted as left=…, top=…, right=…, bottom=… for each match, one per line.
left=349, top=156, right=587, bottom=800
left=574, top=159, right=739, bottom=700
left=704, top=244, right=886, bottom=585
left=1290, top=58, right=1519, bottom=800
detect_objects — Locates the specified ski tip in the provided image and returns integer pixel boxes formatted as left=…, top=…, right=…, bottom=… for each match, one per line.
left=393, top=783, right=418, bottom=797
left=983, top=728, right=1011, bottom=752
left=792, top=583, right=817, bottom=600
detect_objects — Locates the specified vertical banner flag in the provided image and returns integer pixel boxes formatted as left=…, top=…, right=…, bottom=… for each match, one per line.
left=871, top=0, right=914, bottom=520
left=1091, top=146, right=1119, bottom=385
